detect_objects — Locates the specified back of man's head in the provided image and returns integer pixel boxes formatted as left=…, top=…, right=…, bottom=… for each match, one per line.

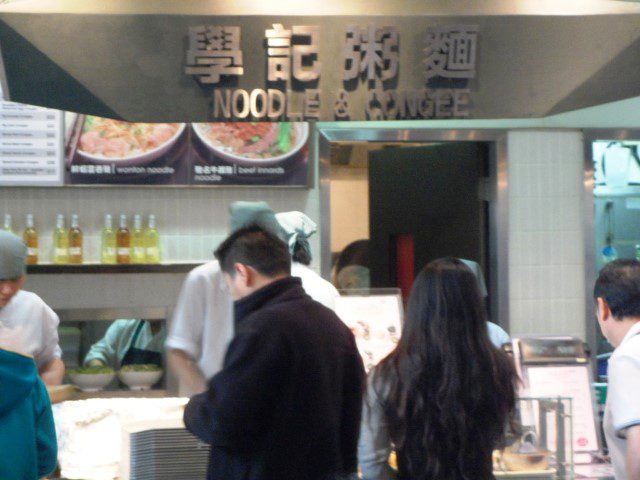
left=594, top=259, right=640, bottom=319
left=214, top=225, right=291, bottom=278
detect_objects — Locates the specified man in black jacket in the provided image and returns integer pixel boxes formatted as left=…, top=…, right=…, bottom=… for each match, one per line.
left=184, top=225, right=365, bottom=480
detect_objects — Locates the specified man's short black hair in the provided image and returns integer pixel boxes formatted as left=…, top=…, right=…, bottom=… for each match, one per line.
left=594, top=259, right=640, bottom=319
left=214, top=224, right=291, bottom=278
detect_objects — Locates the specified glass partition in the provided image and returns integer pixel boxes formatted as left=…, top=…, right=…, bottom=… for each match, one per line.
left=590, top=139, right=640, bottom=373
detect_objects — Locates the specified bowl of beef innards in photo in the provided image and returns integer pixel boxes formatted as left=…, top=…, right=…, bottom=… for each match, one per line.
left=191, top=122, right=309, bottom=167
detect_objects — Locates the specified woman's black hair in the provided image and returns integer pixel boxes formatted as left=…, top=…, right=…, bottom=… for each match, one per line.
left=372, top=257, right=518, bottom=480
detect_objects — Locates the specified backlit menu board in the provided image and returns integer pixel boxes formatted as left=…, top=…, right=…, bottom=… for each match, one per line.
left=0, top=98, right=64, bottom=186
left=335, top=290, right=403, bottom=372
left=65, top=116, right=310, bottom=187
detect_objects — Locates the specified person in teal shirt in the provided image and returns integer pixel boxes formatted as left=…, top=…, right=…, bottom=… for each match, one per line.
left=0, top=347, right=57, bottom=479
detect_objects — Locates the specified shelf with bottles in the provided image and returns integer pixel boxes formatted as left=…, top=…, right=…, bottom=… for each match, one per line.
left=25, top=262, right=200, bottom=274
left=3, top=212, right=163, bottom=266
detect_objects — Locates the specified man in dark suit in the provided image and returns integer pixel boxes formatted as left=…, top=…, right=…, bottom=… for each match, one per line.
left=184, top=225, right=365, bottom=480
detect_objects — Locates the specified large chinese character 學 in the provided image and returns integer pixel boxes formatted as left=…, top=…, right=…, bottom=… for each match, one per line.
left=343, top=24, right=399, bottom=82
left=186, top=26, right=244, bottom=84
left=424, top=25, right=478, bottom=80
left=266, top=24, right=320, bottom=83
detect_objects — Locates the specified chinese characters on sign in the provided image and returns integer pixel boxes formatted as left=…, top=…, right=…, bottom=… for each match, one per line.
left=266, top=24, right=320, bottom=83
left=184, top=22, right=479, bottom=121
left=338, top=23, right=477, bottom=120
left=185, top=26, right=244, bottom=84
left=187, top=24, right=322, bottom=121
left=70, top=164, right=112, bottom=174
left=424, top=25, right=478, bottom=80
left=343, top=24, right=399, bottom=82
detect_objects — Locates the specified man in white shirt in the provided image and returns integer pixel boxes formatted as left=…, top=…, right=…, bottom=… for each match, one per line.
left=166, top=202, right=338, bottom=396
left=0, top=231, right=64, bottom=385
left=594, top=259, right=640, bottom=480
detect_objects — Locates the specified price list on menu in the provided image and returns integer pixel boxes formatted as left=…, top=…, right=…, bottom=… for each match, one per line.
left=0, top=100, right=64, bottom=186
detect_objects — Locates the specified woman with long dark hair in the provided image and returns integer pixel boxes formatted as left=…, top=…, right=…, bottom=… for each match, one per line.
left=358, top=257, right=518, bottom=480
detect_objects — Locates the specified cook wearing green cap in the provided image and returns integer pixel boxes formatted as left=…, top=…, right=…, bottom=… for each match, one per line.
left=0, top=231, right=65, bottom=385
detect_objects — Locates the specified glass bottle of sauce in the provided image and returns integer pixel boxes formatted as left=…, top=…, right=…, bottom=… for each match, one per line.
left=68, top=214, right=83, bottom=264
left=101, top=214, right=117, bottom=264
left=145, top=214, right=161, bottom=264
left=117, top=214, right=131, bottom=264
left=53, top=214, right=69, bottom=264
left=131, top=214, right=146, bottom=264
left=23, top=214, right=38, bottom=265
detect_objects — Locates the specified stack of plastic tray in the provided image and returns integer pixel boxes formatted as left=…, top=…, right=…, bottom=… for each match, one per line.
left=129, top=428, right=210, bottom=480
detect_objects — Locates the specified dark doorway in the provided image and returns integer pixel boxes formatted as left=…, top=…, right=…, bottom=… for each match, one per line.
left=368, top=142, right=489, bottom=298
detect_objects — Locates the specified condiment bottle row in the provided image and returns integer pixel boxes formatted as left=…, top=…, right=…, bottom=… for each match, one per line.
left=2, top=213, right=161, bottom=265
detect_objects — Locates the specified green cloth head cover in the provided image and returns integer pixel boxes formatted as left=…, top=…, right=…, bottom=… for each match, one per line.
left=0, top=231, right=26, bottom=280
left=275, top=211, right=317, bottom=260
left=229, top=201, right=286, bottom=240
left=459, top=258, right=488, bottom=297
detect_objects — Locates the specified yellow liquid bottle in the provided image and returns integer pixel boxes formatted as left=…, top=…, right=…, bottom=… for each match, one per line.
left=23, top=214, right=39, bottom=265
left=53, top=214, right=69, bottom=264
left=116, top=214, right=131, bottom=264
left=145, top=214, right=161, bottom=264
left=131, top=214, right=146, bottom=264
left=68, top=214, right=83, bottom=264
left=3, top=214, right=14, bottom=234
left=101, top=214, right=117, bottom=264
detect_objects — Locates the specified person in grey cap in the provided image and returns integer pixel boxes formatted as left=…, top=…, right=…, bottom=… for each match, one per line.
left=0, top=231, right=64, bottom=385
left=459, top=258, right=511, bottom=349
left=166, top=202, right=338, bottom=396
left=276, top=210, right=339, bottom=310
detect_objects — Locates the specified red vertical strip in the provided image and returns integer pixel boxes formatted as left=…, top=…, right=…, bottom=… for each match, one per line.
left=396, top=234, right=415, bottom=302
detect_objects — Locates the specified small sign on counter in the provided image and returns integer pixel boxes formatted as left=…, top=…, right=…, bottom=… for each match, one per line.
left=526, top=365, right=600, bottom=454
left=335, top=289, right=403, bottom=371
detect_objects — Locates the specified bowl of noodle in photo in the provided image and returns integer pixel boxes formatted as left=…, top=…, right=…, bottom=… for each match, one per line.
left=192, top=122, right=309, bottom=167
left=77, top=116, right=186, bottom=166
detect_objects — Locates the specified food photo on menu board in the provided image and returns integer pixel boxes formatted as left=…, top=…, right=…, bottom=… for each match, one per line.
left=65, top=114, right=189, bottom=185
left=190, top=122, right=310, bottom=186
left=65, top=115, right=310, bottom=187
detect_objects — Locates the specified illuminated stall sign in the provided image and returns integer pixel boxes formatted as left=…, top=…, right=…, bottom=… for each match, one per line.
left=185, top=23, right=478, bottom=121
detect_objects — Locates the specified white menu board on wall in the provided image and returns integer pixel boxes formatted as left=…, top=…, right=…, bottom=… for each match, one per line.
left=0, top=87, right=64, bottom=186
left=335, top=290, right=403, bottom=372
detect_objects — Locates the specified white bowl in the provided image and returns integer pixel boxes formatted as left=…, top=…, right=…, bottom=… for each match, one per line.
left=68, top=372, right=115, bottom=392
left=192, top=122, right=309, bottom=167
left=77, top=121, right=186, bottom=167
left=118, top=370, right=163, bottom=390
